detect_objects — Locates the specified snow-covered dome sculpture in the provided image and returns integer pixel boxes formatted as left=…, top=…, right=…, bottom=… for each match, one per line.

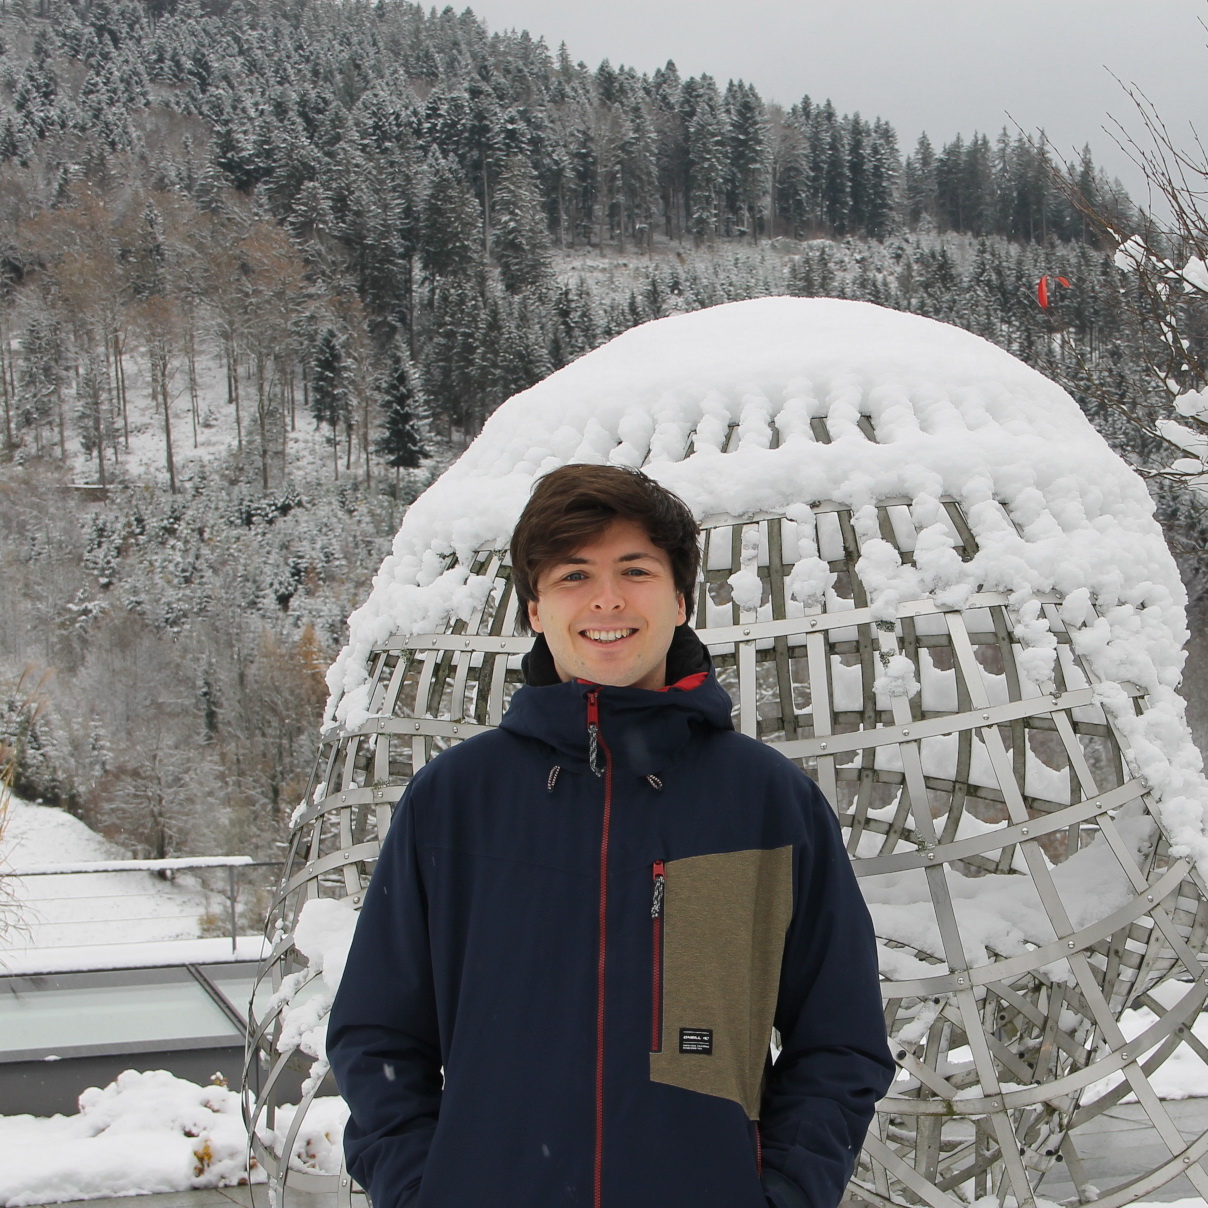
left=245, top=298, right=1208, bottom=1208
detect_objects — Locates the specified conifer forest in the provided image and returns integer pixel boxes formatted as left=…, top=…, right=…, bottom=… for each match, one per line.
left=1, top=0, right=1202, bottom=863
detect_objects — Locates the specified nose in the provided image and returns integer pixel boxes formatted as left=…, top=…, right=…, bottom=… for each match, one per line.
left=590, top=572, right=626, bottom=611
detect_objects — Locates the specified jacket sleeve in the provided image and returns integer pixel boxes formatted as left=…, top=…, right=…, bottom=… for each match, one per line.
left=759, top=779, right=894, bottom=1208
left=326, top=779, right=441, bottom=1208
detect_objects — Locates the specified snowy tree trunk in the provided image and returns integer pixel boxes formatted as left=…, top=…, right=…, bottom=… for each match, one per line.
left=0, top=334, right=12, bottom=452
left=188, top=332, right=200, bottom=449
left=156, top=348, right=176, bottom=494
left=113, top=332, right=129, bottom=451
left=55, top=378, right=66, bottom=462
left=226, top=335, right=242, bottom=456
left=256, top=352, right=269, bottom=492
left=93, top=388, right=107, bottom=488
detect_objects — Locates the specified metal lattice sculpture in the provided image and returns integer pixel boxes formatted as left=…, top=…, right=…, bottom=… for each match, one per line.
left=245, top=298, right=1208, bottom=1208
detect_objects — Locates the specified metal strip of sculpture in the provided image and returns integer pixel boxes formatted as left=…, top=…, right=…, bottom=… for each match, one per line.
left=244, top=297, right=1208, bottom=1208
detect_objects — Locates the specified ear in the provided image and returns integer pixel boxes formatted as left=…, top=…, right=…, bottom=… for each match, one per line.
left=528, top=598, right=544, bottom=633
left=675, top=592, right=687, bottom=627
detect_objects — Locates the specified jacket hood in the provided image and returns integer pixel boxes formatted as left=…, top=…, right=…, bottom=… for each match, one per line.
left=500, top=624, right=734, bottom=777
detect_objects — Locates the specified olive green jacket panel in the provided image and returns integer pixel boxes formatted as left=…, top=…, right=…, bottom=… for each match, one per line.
left=649, top=844, right=795, bottom=1118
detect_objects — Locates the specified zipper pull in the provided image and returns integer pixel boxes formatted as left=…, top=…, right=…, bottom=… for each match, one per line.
left=586, top=689, right=604, bottom=777
left=652, top=860, right=665, bottom=919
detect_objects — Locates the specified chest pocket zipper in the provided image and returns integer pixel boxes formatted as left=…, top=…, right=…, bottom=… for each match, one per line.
left=651, top=860, right=665, bottom=1053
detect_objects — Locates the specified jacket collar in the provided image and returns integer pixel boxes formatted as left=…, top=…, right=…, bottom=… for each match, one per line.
left=500, top=625, right=733, bottom=776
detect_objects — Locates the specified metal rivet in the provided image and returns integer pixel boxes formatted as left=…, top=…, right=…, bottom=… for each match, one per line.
left=1021, top=827, right=1029, bottom=836
left=1184, top=1156, right=1191, bottom=1164
left=1121, top=1051, right=1129, bottom=1061
left=352, top=896, right=360, bottom=906
left=1067, top=940, right=1076, bottom=948
left=341, top=793, right=347, bottom=803
left=896, top=1049, right=907, bottom=1060
left=452, top=726, right=459, bottom=734
left=810, top=619, right=818, bottom=628
left=901, top=728, right=911, bottom=737
left=342, top=1179, right=350, bottom=1187
left=414, top=722, right=421, bottom=731
left=956, top=976, right=966, bottom=985
left=464, top=639, right=471, bottom=648
left=378, top=720, right=385, bottom=731
left=343, top=851, right=350, bottom=859
left=926, top=853, right=935, bottom=861
left=820, top=742, right=828, bottom=751
left=743, top=628, right=751, bottom=636
left=1146, top=894, right=1154, bottom=903
left=982, top=712, right=990, bottom=721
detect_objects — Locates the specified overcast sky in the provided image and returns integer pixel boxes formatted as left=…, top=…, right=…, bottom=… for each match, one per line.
left=465, top=0, right=1207, bottom=212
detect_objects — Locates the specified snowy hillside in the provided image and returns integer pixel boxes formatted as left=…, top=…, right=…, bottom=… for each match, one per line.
left=0, top=797, right=217, bottom=973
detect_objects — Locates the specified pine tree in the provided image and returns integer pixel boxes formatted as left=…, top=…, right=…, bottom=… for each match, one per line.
left=936, top=135, right=966, bottom=231
left=903, top=134, right=937, bottom=229
left=18, top=312, right=64, bottom=458
left=864, top=120, right=899, bottom=239
left=621, top=96, right=659, bottom=250
left=375, top=342, right=428, bottom=473
left=819, top=105, right=849, bottom=233
left=493, top=156, right=553, bottom=293
left=726, top=82, right=768, bottom=240
left=310, top=326, right=351, bottom=479
left=846, top=114, right=870, bottom=233
left=420, top=153, right=483, bottom=285
left=76, top=348, right=113, bottom=486
left=686, top=76, right=726, bottom=242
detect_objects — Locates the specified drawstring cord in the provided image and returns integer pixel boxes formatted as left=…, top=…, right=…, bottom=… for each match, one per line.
left=588, top=723, right=603, bottom=777
left=547, top=767, right=662, bottom=791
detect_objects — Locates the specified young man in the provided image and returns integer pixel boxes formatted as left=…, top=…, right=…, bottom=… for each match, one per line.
left=327, top=464, right=893, bottom=1208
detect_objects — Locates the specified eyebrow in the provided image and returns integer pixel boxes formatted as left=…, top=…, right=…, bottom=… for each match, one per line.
left=556, top=551, right=660, bottom=567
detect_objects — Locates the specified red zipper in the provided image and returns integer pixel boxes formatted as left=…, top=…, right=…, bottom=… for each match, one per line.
left=651, top=861, right=665, bottom=1052
left=755, top=1122, right=763, bottom=1176
left=588, top=689, right=613, bottom=1208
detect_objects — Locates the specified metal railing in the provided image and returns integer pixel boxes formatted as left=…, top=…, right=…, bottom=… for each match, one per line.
left=2, top=855, right=283, bottom=953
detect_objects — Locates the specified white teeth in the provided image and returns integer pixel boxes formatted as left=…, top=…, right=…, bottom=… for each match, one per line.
left=584, top=629, right=634, bottom=643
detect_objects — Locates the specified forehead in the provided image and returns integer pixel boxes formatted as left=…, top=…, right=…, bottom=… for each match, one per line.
left=551, top=517, right=668, bottom=565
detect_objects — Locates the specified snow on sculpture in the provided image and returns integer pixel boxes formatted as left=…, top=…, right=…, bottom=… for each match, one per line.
left=245, top=297, right=1208, bottom=1208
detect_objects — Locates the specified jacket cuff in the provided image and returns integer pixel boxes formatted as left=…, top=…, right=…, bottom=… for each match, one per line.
left=762, top=1167, right=810, bottom=1208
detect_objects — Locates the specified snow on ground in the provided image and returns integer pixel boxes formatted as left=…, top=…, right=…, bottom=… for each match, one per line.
left=0, top=797, right=210, bottom=972
left=0, top=1029, right=1204, bottom=1207
left=0, top=1069, right=349, bottom=1206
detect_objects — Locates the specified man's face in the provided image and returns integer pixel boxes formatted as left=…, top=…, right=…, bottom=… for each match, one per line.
left=527, top=517, right=687, bottom=691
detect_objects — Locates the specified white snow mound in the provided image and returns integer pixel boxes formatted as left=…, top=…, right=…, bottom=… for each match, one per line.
left=323, top=296, right=1208, bottom=872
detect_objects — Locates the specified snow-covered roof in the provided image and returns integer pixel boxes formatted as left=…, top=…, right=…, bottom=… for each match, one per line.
left=324, top=296, right=1208, bottom=870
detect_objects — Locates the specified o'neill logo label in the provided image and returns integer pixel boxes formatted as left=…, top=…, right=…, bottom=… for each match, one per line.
left=679, top=1027, right=713, bottom=1055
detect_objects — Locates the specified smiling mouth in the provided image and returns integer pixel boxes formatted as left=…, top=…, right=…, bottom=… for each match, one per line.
left=581, top=628, right=637, bottom=644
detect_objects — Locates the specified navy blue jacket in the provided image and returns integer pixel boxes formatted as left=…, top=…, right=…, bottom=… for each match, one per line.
left=327, top=626, right=893, bottom=1208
